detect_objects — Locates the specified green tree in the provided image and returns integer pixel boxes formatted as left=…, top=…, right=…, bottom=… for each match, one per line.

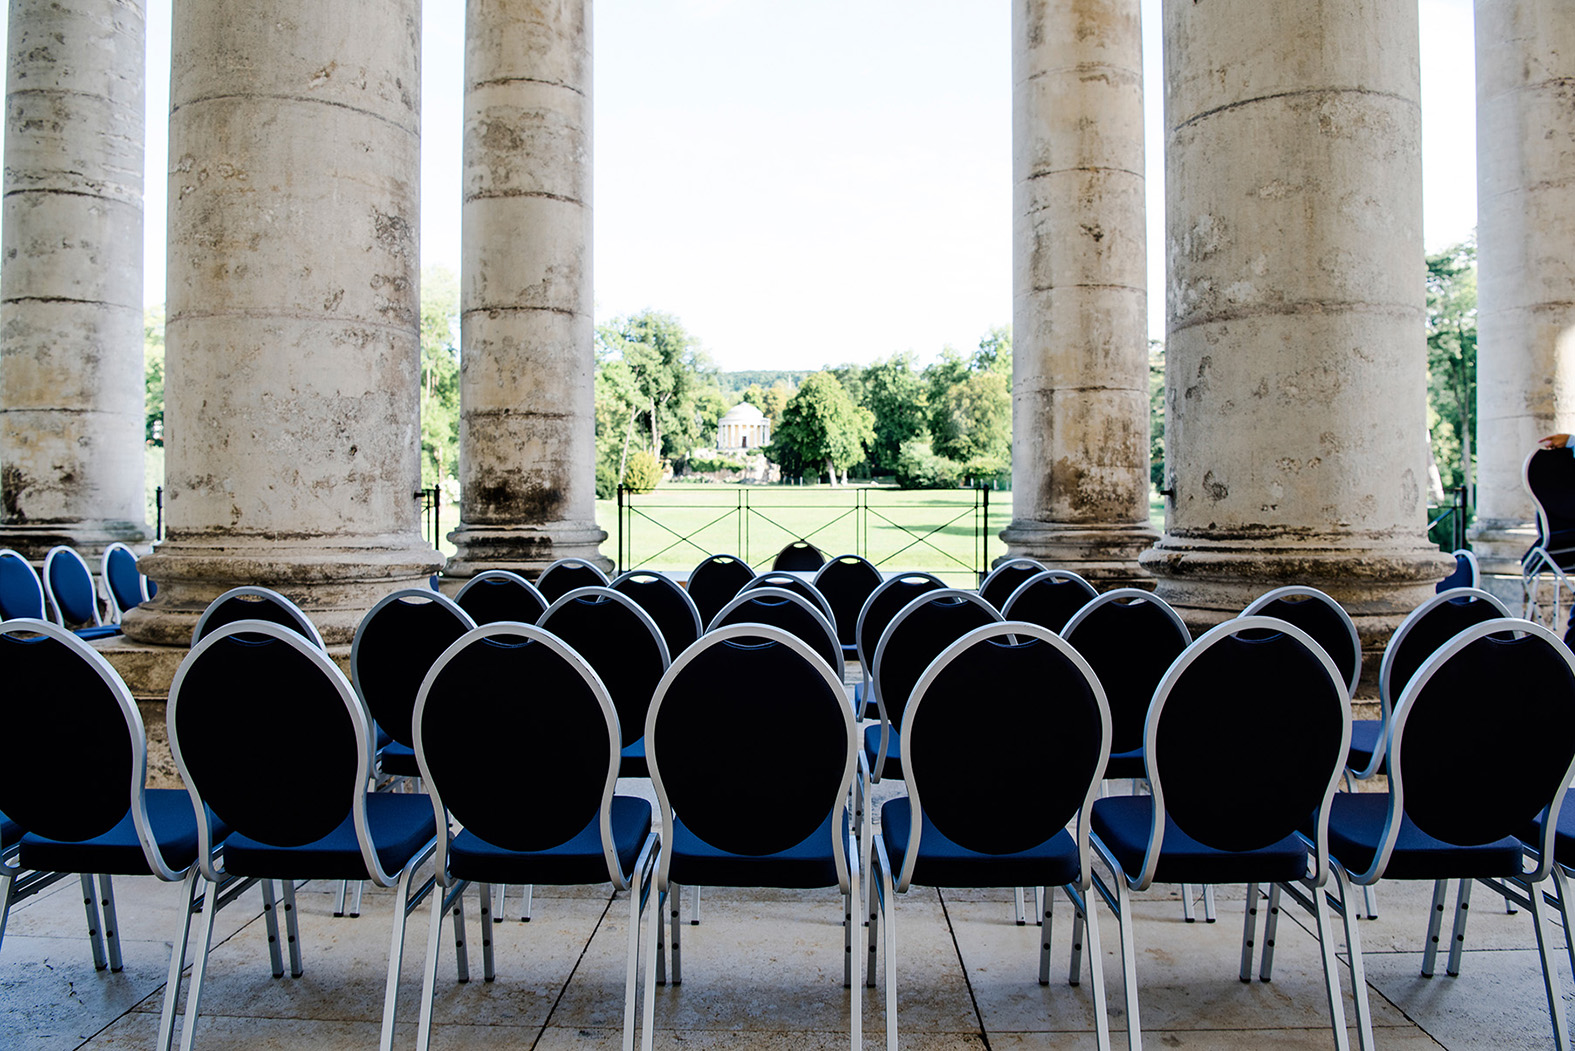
left=766, top=372, right=875, bottom=485
left=1149, top=339, right=1166, bottom=489
left=597, top=310, right=713, bottom=464
left=860, top=352, right=929, bottom=476
left=930, top=371, right=1011, bottom=479
left=1426, top=238, right=1477, bottom=495
left=144, top=305, right=165, bottom=445
left=419, top=265, right=461, bottom=491
left=742, top=381, right=795, bottom=427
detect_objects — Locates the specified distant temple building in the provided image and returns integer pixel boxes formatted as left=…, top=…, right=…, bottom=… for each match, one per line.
left=716, top=403, right=771, bottom=453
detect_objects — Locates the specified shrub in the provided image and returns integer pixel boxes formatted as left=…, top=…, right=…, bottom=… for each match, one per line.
left=894, top=439, right=963, bottom=490
left=622, top=450, right=663, bottom=493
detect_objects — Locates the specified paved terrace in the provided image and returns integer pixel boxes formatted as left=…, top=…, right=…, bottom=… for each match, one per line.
left=4, top=770, right=1571, bottom=1051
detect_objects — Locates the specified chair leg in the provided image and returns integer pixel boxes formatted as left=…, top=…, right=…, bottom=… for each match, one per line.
left=1069, top=889, right=1085, bottom=987
left=260, top=880, right=285, bottom=978
left=378, top=862, right=427, bottom=1051
left=414, top=878, right=452, bottom=1051
left=624, top=840, right=659, bottom=1051
left=1079, top=887, right=1112, bottom=1051
left=492, top=883, right=505, bottom=923
left=690, top=883, right=701, bottom=925
left=520, top=883, right=533, bottom=922
left=1259, top=882, right=1283, bottom=982
left=1552, top=864, right=1575, bottom=981
left=1180, top=883, right=1196, bottom=923
left=1035, top=885, right=1045, bottom=927
left=1421, top=878, right=1450, bottom=977
left=866, top=863, right=880, bottom=989
left=79, top=872, right=108, bottom=971
left=1041, top=885, right=1055, bottom=986
left=670, top=883, right=683, bottom=985
left=281, top=878, right=303, bottom=978
left=1526, top=875, right=1573, bottom=1051
left=848, top=842, right=862, bottom=1051
left=156, top=869, right=202, bottom=1051
left=478, top=883, right=495, bottom=981
left=641, top=882, right=662, bottom=1051
left=1014, top=885, right=1027, bottom=925
left=1239, top=882, right=1261, bottom=982
left=452, top=885, right=470, bottom=984
left=98, top=874, right=124, bottom=972
left=349, top=879, right=364, bottom=918
left=1331, top=869, right=1376, bottom=1051
left=1446, top=877, right=1473, bottom=977
left=177, top=878, right=223, bottom=1051
left=0, top=864, right=15, bottom=956
left=1307, top=879, right=1353, bottom=1051
left=874, top=852, right=896, bottom=1051
left=1202, top=883, right=1217, bottom=923
left=1111, top=876, right=1143, bottom=1051
left=843, top=881, right=853, bottom=989
left=1362, top=882, right=1378, bottom=920
left=334, top=878, right=349, bottom=917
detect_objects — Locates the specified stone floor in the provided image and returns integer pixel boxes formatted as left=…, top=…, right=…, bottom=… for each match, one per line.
left=4, top=779, right=1573, bottom=1051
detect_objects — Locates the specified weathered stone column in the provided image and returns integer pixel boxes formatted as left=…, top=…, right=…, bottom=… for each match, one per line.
left=122, top=0, right=441, bottom=647
left=445, top=0, right=608, bottom=580
left=1001, top=0, right=1157, bottom=586
left=1141, top=0, right=1450, bottom=644
left=1470, top=0, right=1575, bottom=592
left=0, top=0, right=149, bottom=559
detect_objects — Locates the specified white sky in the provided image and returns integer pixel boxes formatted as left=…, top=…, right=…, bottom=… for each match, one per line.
left=122, top=0, right=1479, bottom=371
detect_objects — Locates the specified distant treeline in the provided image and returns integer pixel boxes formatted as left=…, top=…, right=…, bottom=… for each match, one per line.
left=715, top=370, right=812, bottom=393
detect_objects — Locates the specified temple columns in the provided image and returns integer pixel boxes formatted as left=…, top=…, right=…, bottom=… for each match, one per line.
left=1001, top=0, right=1158, bottom=586
left=0, top=0, right=149, bottom=559
left=445, top=0, right=609, bottom=579
left=123, top=0, right=441, bottom=646
left=1470, top=0, right=1575, bottom=588
left=1141, top=0, right=1450, bottom=637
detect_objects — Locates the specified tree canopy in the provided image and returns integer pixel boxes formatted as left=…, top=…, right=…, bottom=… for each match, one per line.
left=766, top=372, right=875, bottom=485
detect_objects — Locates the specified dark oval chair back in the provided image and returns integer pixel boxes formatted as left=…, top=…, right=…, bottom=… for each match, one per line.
left=417, top=624, right=616, bottom=852
left=0, top=549, right=45, bottom=620
left=1394, top=620, right=1575, bottom=847
left=978, top=557, right=1047, bottom=611
left=192, top=586, right=325, bottom=649
left=907, top=624, right=1107, bottom=855
left=741, top=573, right=835, bottom=632
left=708, top=587, right=843, bottom=678
left=772, top=540, right=826, bottom=572
left=103, top=543, right=149, bottom=620
left=855, top=572, right=946, bottom=674
left=611, top=570, right=703, bottom=659
left=1001, top=569, right=1098, bottom=634
left=650, top=626, right=852, bottom=857
left=172, top=622, right=364, bottom=848
left=1381, top=587, right=1511, bottom=707
left=1062, top=589, right=1192, bottom=758
left=454, top=570, right=548, bottom=625
left=1152, top=618, right=1347, bottom=853
left=1435, top=549, right=1479, bottom=593
left=44, top=546, right=101, bottom=627
left=538, top=586, right=670, bottom=749
left=812, top=554, right=883, bottom=649
left=686, top=554, right=755, bottom=627
left=351, top=589, right=476, bottom=749
left=0, top=624, right=136, bottom=842
left=1240, top=586, right=1361, bottom=697
left=873, top=590, right=1002, bottom=731
left=534, top=558, right=610, bottom=603
left=1524, top=447, right=1575, bottom=569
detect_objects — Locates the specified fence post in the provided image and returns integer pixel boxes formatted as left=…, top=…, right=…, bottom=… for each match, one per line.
left=155, top=486, right=164, bottom=542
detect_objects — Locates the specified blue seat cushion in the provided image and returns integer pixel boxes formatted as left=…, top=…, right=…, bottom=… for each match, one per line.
left=1320, top=792, right=1523, bottom=881
left=880, top=797, right=1079, bottom=888
left=619, top=738, right=648, bottom=779
left=1091, top=795, right=1310, bottom=885
left=378, top=742, right=421, bottom=778
left=668, top=811, right=844, bottom=889
left=73, top=625, right=122, bottom=641
left=1523, top=788, right=1575, bottom=864
left=1346, top=719, right=1386, bottom=775
left=0, top=810, right=22, bottom=852
left=854, top=681, right=878, bottom=722
left=19, top=789, right=223, bottom=875
left=222, top=792, right=436, bottom=881
left=449, top=796, right=652, bottom=885
left=1102, top=747, right=1146, bottom=782
left=862, top=723, right=902, bottom=781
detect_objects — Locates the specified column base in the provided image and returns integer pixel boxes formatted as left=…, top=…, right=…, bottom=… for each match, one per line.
left=1140, top=532, right=1456, bottom=695
left=998, top=520, right=1159, bottom=589
left=0, top=520, right=150, bottom=561
left=121, top=533, right=443, bottom=646
left=445, top=520, right=611, bottom=581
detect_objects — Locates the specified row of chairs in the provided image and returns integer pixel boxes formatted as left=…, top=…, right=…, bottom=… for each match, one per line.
left=0, top=542, right=154, bottom=638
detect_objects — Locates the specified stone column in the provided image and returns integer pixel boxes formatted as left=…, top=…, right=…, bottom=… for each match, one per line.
left=1, top=0, right=149, bottom=559
left=1000, top=0, right=1158, bottom=586
left=1141, top=0, right=1450, bottom=643
left=445, top=0, right=608, bottom=580
left=1470, top=0, right=1575, bottom=590
left=123, top=0, right=441, bottom=647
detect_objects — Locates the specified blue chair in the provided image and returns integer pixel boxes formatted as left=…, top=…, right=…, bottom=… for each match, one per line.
left=168, top=619, right=443, bottom=1051
left=1320, top=618, right=1575, bottom=1050
left=641, top=623, right=861, bottom=1051
left=411, top=622, right=660, bottom=1051
left=191, top=585, right=326, bottom=649
left=1436, top=548, right=1479, bottom=593
left=611, top=569, right=703, bottom=659
left=684, top=553, right=754, bottom=629
left=0, top=618, right=238, bottom=1051
left=452, top=569, right=547, bottom=625
left=771, top=539, right=825, bottom=571
left=534, top=557, right=609, bottom=603
left=977, top=556, right=1047, bottom=610
left=42, top=546, right=120, bottom=639
left=100, top=542, right=153, bottom=622
left=0, top=549, right=46, bottom=621
left=1000, top=568, right=1098, bottom=634
left=708, top=587, right=843, bottom=678
left=740, top=571, right=837, bottom=630
left=852, top=572, right=946, bottom=721
left=870, top=622, right=1113, bottom=1051
left=1091, top=617, right=1357, bottom=1050
left=812, top=554, right=883, bottom=656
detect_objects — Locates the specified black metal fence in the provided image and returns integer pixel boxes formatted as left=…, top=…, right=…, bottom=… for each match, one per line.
left=1427, top=486, right=1470, bottom=553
